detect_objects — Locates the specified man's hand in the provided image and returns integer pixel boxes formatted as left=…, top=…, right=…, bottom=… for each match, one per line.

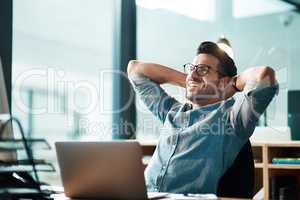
left=235, top=66, right=277, bottom=92
left=220, top=66, right=277, bottom=101
left=127, top=60, right=187, bottom=88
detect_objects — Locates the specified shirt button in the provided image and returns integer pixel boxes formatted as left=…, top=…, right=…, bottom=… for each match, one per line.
left=162, top=165, right=166, bottom=170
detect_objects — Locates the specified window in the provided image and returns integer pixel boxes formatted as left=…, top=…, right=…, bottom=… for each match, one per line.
left=136, top=0, right=297, bottom=139
left=12, top=0, right=114, bottom=185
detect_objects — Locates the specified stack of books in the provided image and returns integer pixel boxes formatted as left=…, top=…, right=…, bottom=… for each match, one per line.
left=272, top=158, right=300, bottom=165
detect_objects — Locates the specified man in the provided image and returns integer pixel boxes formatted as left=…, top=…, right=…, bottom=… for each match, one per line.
left=127, top=41, right=278, bottom=194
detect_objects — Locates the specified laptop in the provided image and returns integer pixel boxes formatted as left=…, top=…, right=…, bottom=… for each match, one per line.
left=55, top=141, right=167, bottom=200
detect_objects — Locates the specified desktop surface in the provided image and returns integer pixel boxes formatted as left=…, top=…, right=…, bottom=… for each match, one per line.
left=52, top=192, right=251, bottom=200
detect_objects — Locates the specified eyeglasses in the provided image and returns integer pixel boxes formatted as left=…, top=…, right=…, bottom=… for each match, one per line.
left=183, top=63, right=223, bottom=77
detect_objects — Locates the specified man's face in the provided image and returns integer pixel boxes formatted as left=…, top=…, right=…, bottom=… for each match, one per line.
left=185, top=53, right=223, bottom=105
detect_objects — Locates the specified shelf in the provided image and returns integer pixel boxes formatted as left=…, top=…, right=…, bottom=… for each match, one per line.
left=0, top=159, right=51, bottom=165
left=268, top=164, right=300, bottom=169
left=0, top=163, right=55, bottom=173
left=0, top=188, right=50, bottom=199
left=0, top=138, right=51, bottom=150
left=0, top=188, right=40, bottom=194
left=254, top=163, right=264, bottom=168
left=0, top=138, right=55, bottom=172
left=0, top=135, right=55, bottom=199
left=0, top=160, right=55, bottom=173
left=252, top=141, right=300, bottom=147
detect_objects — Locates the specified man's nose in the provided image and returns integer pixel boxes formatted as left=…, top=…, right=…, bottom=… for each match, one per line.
left=190, top=68, right=200, bottom=79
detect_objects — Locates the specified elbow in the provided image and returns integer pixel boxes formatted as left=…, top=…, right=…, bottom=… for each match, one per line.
left=127, top=60, right=140, bottom=75
left=258, top=66, right=277, bottom=85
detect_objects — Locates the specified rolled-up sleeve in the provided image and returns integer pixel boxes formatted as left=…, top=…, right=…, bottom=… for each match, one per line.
left=230, top=83, right=279, bottom=139
left=128, top=74, right=179, bottom=123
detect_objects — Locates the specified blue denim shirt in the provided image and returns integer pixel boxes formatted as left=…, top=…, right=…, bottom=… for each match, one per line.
left=129, top=74, right=278, bottom=194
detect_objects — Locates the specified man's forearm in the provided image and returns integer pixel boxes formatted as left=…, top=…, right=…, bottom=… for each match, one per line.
left=127, top=60, right=186, bottom=88
left=236, top=66, right=277, bottom=91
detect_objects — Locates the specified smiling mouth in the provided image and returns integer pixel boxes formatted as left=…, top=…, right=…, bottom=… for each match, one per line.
left=187, top=81, right=205, bottom=88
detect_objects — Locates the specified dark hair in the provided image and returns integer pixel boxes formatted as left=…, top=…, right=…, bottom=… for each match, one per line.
left=196, top=41, right=237, bottom=77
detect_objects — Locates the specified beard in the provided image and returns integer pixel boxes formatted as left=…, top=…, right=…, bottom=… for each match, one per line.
left=185, top=81, right=222, bottom=104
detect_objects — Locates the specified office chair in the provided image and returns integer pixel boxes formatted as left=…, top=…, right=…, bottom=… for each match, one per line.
left=217, top=140, right=254, bottom=198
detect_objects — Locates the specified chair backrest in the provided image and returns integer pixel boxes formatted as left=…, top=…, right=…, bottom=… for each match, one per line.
left=217, top=140, right=254, bottom=198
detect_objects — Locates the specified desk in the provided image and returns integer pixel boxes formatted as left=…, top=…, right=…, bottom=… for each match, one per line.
left=52, top=193, right=250, bottom=200
left=141, top=140, right=300, bottom=200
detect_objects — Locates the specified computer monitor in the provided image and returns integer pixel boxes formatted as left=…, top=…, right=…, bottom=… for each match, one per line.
left=0, top=56, right=16, bottom=161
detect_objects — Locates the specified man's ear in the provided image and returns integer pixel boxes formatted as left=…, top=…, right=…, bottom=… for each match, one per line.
left=219, top=76, right=231, bottom=89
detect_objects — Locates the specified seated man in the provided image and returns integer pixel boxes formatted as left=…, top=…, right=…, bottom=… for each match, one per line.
left=127, top=41, right=278, bottom=194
